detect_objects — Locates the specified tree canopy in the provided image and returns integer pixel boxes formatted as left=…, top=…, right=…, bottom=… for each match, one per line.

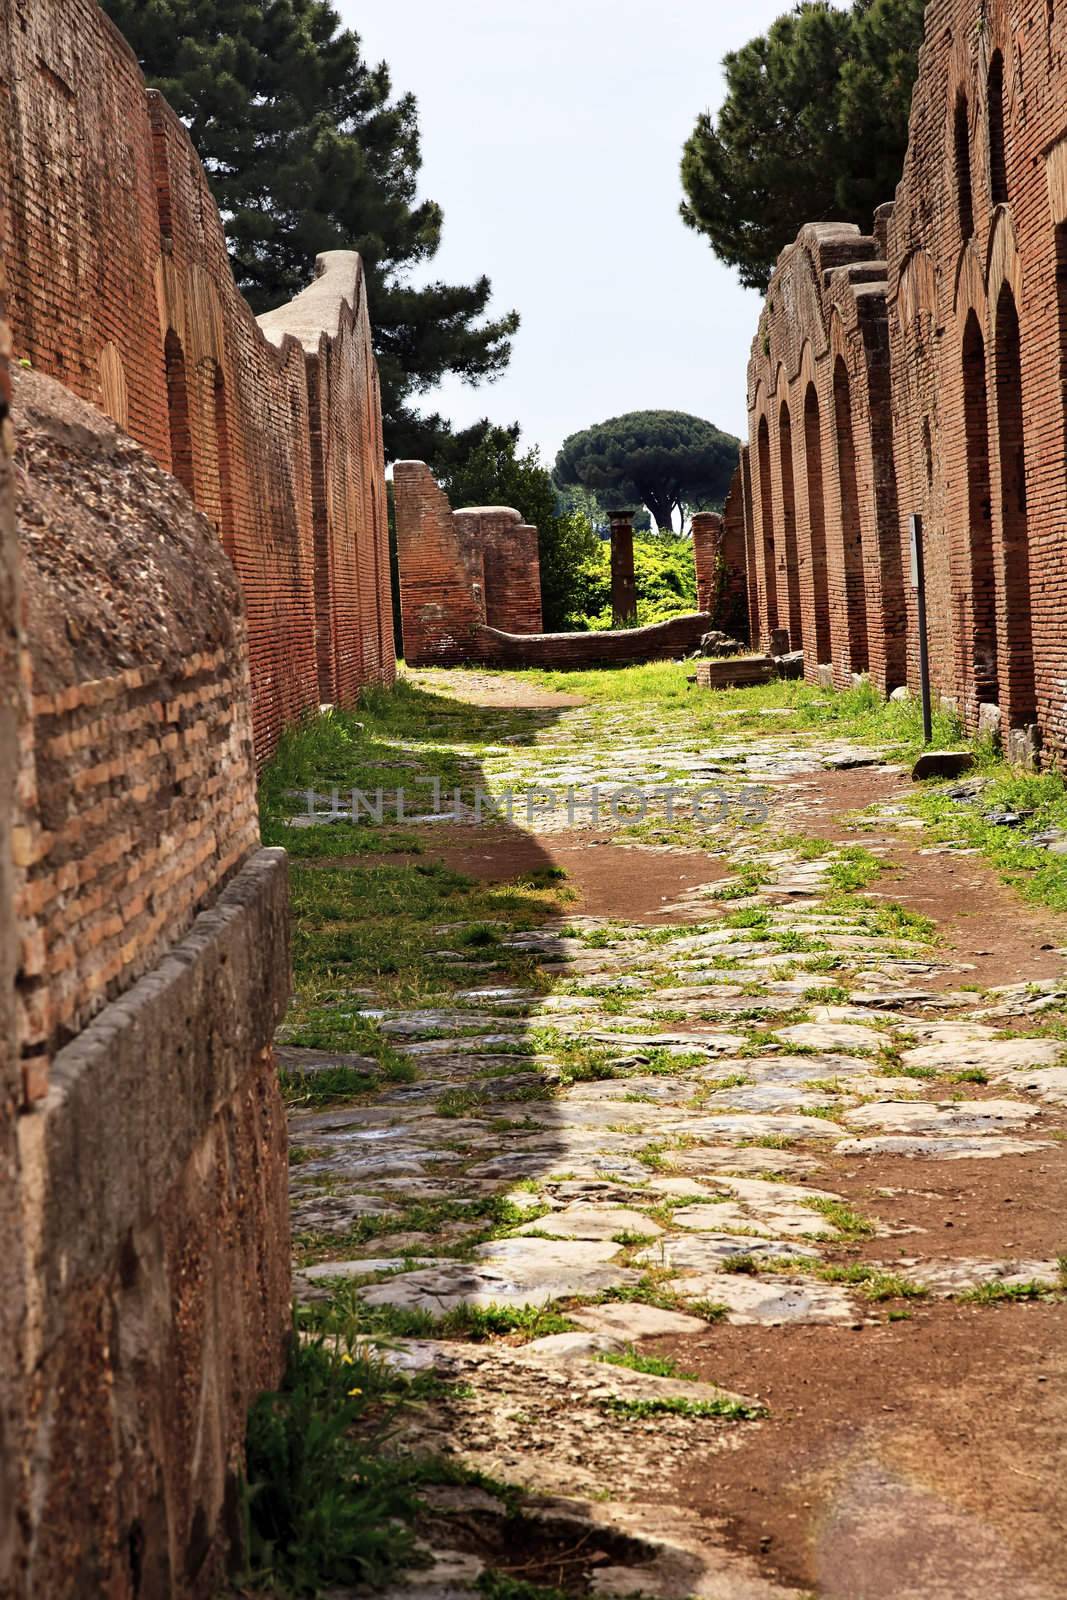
left=102, top=0, right=518, bottom=459
left=679, top=0, right=928, bottom=292
left=553, top=410, right=740, bottom=534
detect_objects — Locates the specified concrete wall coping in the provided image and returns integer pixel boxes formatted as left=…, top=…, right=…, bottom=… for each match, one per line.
left=257, top=250, right=365, bottom=354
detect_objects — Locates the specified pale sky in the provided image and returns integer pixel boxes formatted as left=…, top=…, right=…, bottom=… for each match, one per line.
left=337, top=0, right=797, bottom=467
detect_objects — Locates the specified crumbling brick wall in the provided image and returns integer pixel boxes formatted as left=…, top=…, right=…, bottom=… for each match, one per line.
left=394, top=462, right=543, bottom=665
left=0, top=0, right=394, bottom=763
left=3, top=363, right=291, bottom=1600
left=746, top=224, right=907, bottom=693
left=692, top=479, right=750, bottom=643
left=886, top=0, right=1067, bottom=754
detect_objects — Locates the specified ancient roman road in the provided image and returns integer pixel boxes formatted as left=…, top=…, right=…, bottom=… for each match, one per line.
left=282, top=669, right=1067, bottom=1600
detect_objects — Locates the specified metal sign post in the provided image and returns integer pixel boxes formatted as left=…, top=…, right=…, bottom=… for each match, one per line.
left=909, top=514, right=933, bottom=746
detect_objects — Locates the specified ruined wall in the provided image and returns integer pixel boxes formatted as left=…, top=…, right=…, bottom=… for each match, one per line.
left=473, top=612, right=714, bottom=670
left=746, top=224, right=907, bottom=693
left=4, top=364, right=290, bottom=1599
left=0, top=0, right=394, bottom=762
left=692, top=480, right=750, bottom=643
left=394, top=461, right=543, bottom=665
left=886, top=0, right=1067, bottom=754
left=456, top=508, right=543, bottom=635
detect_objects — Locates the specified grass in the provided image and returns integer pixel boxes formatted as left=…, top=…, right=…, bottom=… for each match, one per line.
left=240, top=1334, right=422, bottom=1593
left=913, top=763, right=1067, bottom=913
left=599, top=1395, right=766, bottom=1422
left=298, top=1279, right=580, bottom=1344
left=957, top=1278, right=1059, bottom=1305
left=803, top=1198, right=877, bottom=1238
left=596, top=1347, right=698, bottom=1381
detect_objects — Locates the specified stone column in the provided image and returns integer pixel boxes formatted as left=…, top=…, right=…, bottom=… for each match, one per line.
left=691, top=512, right=723, bottom=616
left=609, top=510, right=637, bottom=629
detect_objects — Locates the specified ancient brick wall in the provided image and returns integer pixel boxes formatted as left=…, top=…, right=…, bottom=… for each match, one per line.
left=746, top=224, right=907, bottom=694
left=394, top=462, right=544, bottom=665
left=457, top=509, right=543, bottom=634
left=3, top=363, right=291, bottom=1599
left=0, top=0, right=394, bottom=763
left=693, top=486, right=750, bottom=643
left=886, top=0, right=1067, bottom=753
left=472, top=612, right=714, bottom=669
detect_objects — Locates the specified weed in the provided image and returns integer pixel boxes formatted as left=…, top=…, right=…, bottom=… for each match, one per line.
left=599, top=1395, right=765, bottom=1422
left=597, top=1348, right=698, bottom=1381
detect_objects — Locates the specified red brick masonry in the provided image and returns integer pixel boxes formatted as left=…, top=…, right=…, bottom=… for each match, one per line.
left=0, top=0, right=394, bottom=763
left=396, top=460, right=731, bottom=667
left=742, top=0, right=1067, bottom=760
left=394, top=461, right=542, bottom=665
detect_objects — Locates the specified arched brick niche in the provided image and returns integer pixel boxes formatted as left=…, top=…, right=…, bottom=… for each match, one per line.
left=746, top=224, right=905, bottom=691
left=887, top=0, right=1067, bottom=753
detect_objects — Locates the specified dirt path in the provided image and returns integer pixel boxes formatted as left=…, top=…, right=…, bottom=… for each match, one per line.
left=285, top=669, right=1067, bottom=1600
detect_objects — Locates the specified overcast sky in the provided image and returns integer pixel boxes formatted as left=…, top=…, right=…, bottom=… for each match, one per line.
left=337, top=0, right=794, bottom=466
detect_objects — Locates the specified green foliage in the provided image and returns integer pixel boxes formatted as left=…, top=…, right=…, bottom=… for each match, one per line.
left=553, top=410, right=741, bottom=533
left=914, top=766, right=1067, bottom=914
left=596, top=1348, right=699, bottom=1381
left=100, top=0, right=517, bottom=458
left=241, top=1335, right=419, bottom=1593
left=569, top=535, right=699, bottom=630
left=599, top=1394, right=766, bottom=1422
left=680, top=0, right=927, bottom=291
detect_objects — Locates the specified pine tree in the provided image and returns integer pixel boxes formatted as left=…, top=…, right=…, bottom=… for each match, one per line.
left=680, top=0, right=927, bottom=292
left=102, top=0, right=518, bottom=458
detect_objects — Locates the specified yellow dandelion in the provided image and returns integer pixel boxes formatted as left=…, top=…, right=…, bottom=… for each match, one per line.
left=347, top=1386, right=363, bottom=1398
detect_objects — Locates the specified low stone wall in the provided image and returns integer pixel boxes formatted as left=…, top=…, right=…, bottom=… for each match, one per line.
left=472, top=613, right=715, bottom=669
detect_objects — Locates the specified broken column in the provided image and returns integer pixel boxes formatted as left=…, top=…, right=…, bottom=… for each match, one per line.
left=609, top=510, right=638, bottom=629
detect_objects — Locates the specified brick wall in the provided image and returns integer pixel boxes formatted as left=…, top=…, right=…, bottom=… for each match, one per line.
left=472, top=612, right=714, bottom=669
left=0, top=0, right=394, bottom=764
left=886, top=0, right=1067, bottom=754
left=457, top=509, right=543, bottom=634
left=736, top=0, right=1067, bottom=757
left=693, top=490, right=750, bottom=642
left=394, top=462, right=544, bottom=665
left=745, top=224, right=907, bottom=694
left=3, top=364, right=291, bottom=1598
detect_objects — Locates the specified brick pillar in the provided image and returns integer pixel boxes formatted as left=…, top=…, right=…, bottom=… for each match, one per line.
left=609, top=511, right=637, bottom=628
left=691, top=512, right=723, bottom=614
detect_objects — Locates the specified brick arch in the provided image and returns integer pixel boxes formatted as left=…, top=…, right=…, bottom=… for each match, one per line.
left=830, top=353, right=870, bottom=677
left=753, top=408, right=779, bottom=638
left=959, top=308, right=999, bottom=711
left=986, top=205, right=1024, bottom=311
left=777, top=397, right=803, bottom=648
left=748, top=220, right=893, bottom=685
left=991, top=280, right=1036, bottom=728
